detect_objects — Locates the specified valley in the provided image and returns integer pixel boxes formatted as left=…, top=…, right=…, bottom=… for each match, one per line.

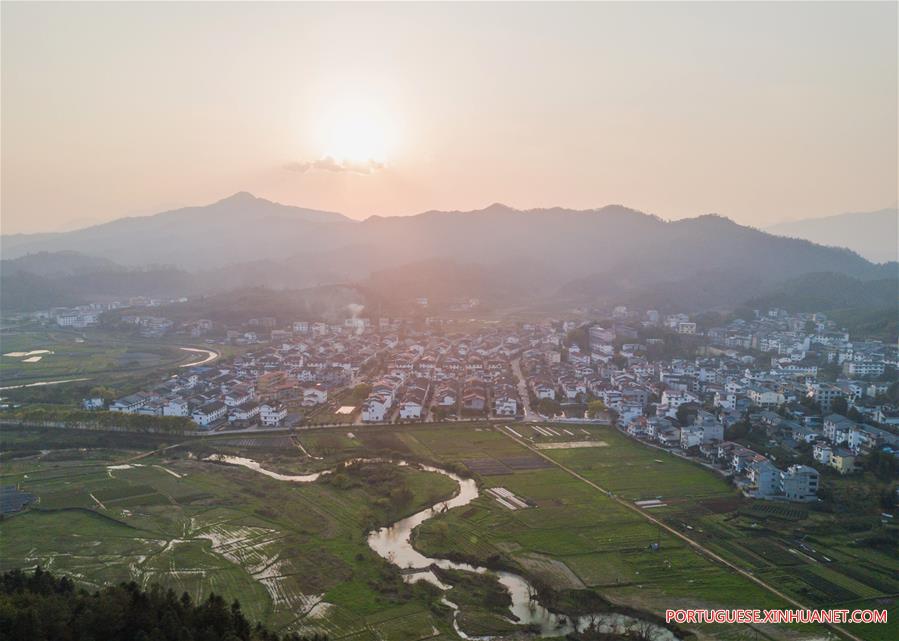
left=4, top=422, right=894, bottom=640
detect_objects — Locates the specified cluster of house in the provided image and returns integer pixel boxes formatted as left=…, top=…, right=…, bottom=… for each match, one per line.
left=506, top=307, right=896, bottom=502
left=515, top=308, right=896, bottom=430
left=75, top=304, right=897, bottom=455
left=120, top=314, right=175, bottom=337
left=811, top=413, right=899, bottom=474
left=96, top=372, right=288, bottom=428
left=624, top=412, right=850, bottom=503
left=85, top=326, right=395, bottom=428
left=21, top=297, right=188, bottom=330
left=360, top=329, right=523, bottom=422
left=87, top=318, right=530, bottom=428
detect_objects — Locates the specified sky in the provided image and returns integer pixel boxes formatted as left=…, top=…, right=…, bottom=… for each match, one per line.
left=2, top=2, right=896, bottom=234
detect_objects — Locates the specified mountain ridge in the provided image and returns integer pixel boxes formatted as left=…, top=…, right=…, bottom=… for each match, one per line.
left=767, top=207, right=897, bottom=263
left=1, top=193, right=892, bottom=314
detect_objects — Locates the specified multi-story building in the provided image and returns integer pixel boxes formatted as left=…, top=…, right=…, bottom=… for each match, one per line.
left=780, top=465, right=819, bottom=502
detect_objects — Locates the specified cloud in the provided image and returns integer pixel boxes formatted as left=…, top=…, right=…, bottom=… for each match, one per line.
left=285, top=156, right=385, bottom=175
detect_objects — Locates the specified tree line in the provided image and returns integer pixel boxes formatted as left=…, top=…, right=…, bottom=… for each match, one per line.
left=0, top=567, right=326, bottom=641
left=1, top=407, right=192, bottom=433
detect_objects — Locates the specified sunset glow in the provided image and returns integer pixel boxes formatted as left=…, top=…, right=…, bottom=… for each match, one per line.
left=2, top=2, right=896, bottom=230
left=0, top=3, right=896, bottom=638
left=315, top=99, right=397, bottom=167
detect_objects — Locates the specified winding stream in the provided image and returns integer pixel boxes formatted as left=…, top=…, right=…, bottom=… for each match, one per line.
left=204, top=454, right=678, bottom=640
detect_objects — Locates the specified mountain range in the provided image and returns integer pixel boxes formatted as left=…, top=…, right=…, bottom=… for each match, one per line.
left=1, top=193, right=895, bottom=314
left=767, top=207, right=897, bottom=263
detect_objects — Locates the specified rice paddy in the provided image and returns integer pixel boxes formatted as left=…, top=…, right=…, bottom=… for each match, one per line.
left=1, top=421, right=894, bottom=640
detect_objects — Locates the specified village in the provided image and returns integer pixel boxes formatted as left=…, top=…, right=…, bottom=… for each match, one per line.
left=62, top=303, right=897, bottom=508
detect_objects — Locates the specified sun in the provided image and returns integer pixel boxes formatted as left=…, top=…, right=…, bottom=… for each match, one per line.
left=320, top=103, right=396, bottom=165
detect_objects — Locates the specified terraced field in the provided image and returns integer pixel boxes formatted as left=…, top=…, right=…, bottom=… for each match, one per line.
left=2, top=422, right=895, bottom=641
left=0, top=433, right=459, bottom=638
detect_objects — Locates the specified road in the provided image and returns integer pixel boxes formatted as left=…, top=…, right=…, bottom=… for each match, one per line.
left=177, top=346, right=220, bottom=368
left=496, top=426, right=867, bottom=641
left=0, top=377, right=92, bottom=391
left=511, top=358, right=540, bottom=421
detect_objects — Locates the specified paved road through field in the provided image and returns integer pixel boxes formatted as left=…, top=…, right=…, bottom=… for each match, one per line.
left=497, top=426, right=867, bottom=641
left=512, top=358, right=540, bottom=421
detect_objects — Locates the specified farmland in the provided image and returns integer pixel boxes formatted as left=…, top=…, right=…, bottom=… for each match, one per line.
left=0, top=427, right=461, bottom=638
left=0, top=327, right=221, bottom=400
left=1, top=422, right=894, bottom=641
left=508, top=424, right=898, bottom=641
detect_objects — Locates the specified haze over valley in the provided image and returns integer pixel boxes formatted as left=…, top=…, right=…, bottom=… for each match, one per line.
left=1, top=3, right=897, bottom=641
left=3, top=193, right=896, bottom=318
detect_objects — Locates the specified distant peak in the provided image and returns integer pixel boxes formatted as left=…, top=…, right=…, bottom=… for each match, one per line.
left=218, top=191, right=259, bottom=204
left=678, top=213, right=738, bottom=225
left=482, top=202, right=516, bottom=213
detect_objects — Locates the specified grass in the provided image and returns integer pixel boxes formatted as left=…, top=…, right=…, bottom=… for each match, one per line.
left=0, top=436, right=457, bottom=636
left=1, top=422, right=893, bottom=641
left=0, top=327, right=222, bottom=403
left=0, top=328, right=187, bottom=382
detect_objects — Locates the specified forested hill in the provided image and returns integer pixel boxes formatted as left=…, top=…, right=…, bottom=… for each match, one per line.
left=0, top=567, right=324, bottom=641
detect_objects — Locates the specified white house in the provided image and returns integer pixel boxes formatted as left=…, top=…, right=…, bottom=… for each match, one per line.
left=229, top=401, right=260, bottom=423
left=109, top=393, right=149, bottom=414
left=750, top=461, right=781, bottom=499
left=660, top=389, right=697, bottom=418
left=747, top=386, right=784, bottom=409
left=676, top=322, right=697, bottom=335
left=618, top=402, right=644, bottom=424
left=533, top=382, right=556, bottom=400
left=399, top=400, right=423, bottom=420
left=813, top=442, right=833, bottom=465
left=303, top=385, right=328, bottom=407
left=809, top=383, right=844, bottom=413
left=260, top=403, right=287, bottom=427
left=434, top=385, right=457, bottom=407
left=680, top=426, right=703, bottom=450
left=494, top=397, right=518, bottom=416
left=823, top=414, right=855, bottom=445
left=192, top=401, right=227, bottom=428
left=163, top=398, right=190, bottom=417
left=224, top=386, right=254, bottom=408
left=81, top=397, right=105, bottom=410
left=714, top=392, right=737, bottom=411
left=362, top=396, right=390, bottom=422
left=780, top=465, right=819, bottom=502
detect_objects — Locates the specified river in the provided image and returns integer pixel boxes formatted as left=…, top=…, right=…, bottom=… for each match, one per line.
left=204, top=454, right=678, bottom=640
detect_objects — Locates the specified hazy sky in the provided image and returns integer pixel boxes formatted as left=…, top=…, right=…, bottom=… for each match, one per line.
left=2, top=2, right=896, bottom=234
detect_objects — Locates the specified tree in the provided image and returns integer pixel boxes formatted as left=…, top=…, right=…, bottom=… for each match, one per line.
left=0, top=567, right=319, bottom=641
left=586, top=400, right=607, bottom=418
left=88, top=386, right=116, bottom=402
left=865, top=449, right=899, bottom=482
left=830, top=397, right=848, bottom=416
left=431, top=521, right=450, bottom=544
left=887, top=381, right=899, bottom=404
left=348, top=383, right=371, bottom=404
left=879, top=485, right=897, bottom=510
left=675, top=402, right=700, bottom=427
left=727, top=419, right=751, bottom=441
left=565, top=326, right=589, bottom=352
left=536, top=398, right=561, bottom=417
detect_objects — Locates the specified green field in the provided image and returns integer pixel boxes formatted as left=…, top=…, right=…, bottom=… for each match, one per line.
left=0, top=433, right=459, bottom=638
left=1, top=422, right=894, bottom=641
left=0, top=328, right=221, bottom=387
left=529, top=425, right=899, bottom=641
